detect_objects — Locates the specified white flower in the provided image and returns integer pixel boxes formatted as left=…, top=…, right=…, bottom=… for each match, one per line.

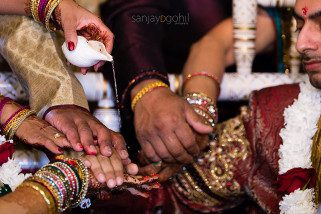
left=0, top=158, right=31, bottom=191
left=279, top=189, right=317, bottom=214
left=278, top=81, right=321, bottom=213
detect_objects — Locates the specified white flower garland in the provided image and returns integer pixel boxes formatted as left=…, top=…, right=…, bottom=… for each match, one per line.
left=278, top=81, right=321, bottom=214
left=0, top=136, right=29, bottom=191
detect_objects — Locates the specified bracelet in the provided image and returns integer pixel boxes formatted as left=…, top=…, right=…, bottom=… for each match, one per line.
left=131, top=81, right=169, bottom=111
left=183, top=72, right=220, bottom=93
left=185, top=92, right=218, bottom=127
left=121, top=71, right=169, bottom=109
left=1, top=107, right=36, bottom=140
left=18, top=181, right=57, bottom=214
left=29, top=0, right=63, bottom=31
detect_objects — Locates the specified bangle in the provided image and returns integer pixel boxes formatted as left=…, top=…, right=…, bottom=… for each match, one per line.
left=185, top=92, right=218, bottom=127
left=18, top=181, right=57, bottom=214
left=183, top=72, right=220, bottom=93
left=121, top=71, right=169, bottom=109
left=131, top=81, right=169, bottom=111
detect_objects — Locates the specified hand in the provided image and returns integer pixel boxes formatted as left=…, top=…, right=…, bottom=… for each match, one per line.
left=80, top=147, right=138, bottom=189
left=15, top=115, right=70, bottom=154
left=134, top=87, right=213, bottom=164
left=56, top=0, right=114, bottom=73
left=45, top=106, right=131, bottom=164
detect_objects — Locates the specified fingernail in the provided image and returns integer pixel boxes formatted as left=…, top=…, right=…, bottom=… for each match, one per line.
left=106, top=147, right=112, bottom=155
left=90, top=145, right=97, bottom=153
left=77, top=143, right=83, bottom=150
left=98, top=174, right=106, bottom=183
left=120, top=150, right=128, bottom=159
left=107, top=179, right=116, bottom=188
left=84, top=160, right=91, bottom=167
left=116, top=177, right=123, bottom=186
left=68, top=41, right=75, bottom=51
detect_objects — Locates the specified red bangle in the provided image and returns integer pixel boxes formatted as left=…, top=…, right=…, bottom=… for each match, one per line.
left=183, top=72, right=221, bottom=92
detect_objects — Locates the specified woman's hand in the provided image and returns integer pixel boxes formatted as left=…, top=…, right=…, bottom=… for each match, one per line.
left=15, top=115, right=70, bottom=154
left=56, top=0, right=114, bottom=73
left=80, top=147, right=139, bottom=189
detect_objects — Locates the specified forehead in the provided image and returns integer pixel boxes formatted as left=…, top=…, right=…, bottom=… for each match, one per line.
left=295, top=0, right=321, bottom=17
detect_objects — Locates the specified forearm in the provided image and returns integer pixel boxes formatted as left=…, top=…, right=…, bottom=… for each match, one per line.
left=0, top=0, right=28, bottom=15
left=0, top=187, right=47, bottom=214
left=182, top=19, right=234, bottom=101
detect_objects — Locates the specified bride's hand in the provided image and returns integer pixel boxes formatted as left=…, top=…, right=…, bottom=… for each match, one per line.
left=80, top=147, right=139, bottom=189
left=15, top=115, right=70, bottom=154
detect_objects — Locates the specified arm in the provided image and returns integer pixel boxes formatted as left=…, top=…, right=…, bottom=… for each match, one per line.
left=0, top=0, right=28, bottom=15
left=103, top=0, right=212, bottom=165
left=182, top=9, right=276, bottom=101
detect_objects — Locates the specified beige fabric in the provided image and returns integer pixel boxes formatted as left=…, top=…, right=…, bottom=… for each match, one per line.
left=0, top=15, right=89, bottom=116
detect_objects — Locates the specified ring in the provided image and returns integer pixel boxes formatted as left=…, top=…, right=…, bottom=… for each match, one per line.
left=152, top=161, right=162, bottom=167
left=54, top=133, right=62, bottom=139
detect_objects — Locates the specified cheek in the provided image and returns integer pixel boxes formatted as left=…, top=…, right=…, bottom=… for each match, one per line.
left=308, top=72, right=321, bottom=89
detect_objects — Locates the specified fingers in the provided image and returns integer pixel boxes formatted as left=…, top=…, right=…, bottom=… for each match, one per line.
left=80, top=68, right=88, bottom=74
left=62, top=21, right=78, bottom=51
left=184, top=104, right=213, bottom=134
left=64, top=123, right=83, bottom=152
left=111, top=132, right=129, bottom=160
left=43, top=126, right=71, bottom=149
left=109, top=152, right=124, bottom=186
left=94, top=61, right=105, bottom=72
left=159, top=131, right=193, bottom=164
left=138, top=164, right=160, bottom=176
left=174, top=123, right=200, bottom=156
left=84, top=155, right=107, bottom=183
left=140, top=140, right=161, bottom=162
left=149, top=135, right=175, bottom=162
left=89, top=121, right=112, bottom=157
left=158, top=165, right=181, bottom=183
left=43, top=139, right=62, bottom=154
left=126, top=163, right=139, bottom=175
left=77, top=121, right=97, bottom=155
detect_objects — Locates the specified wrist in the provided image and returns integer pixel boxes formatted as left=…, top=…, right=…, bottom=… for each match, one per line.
left=131, top=80, right=169, bottom=111
left=43, top=104, right=90, bottom=120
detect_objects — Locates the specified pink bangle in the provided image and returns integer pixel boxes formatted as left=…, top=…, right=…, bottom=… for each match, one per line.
left=1, top=106, right=29, bottom=130
left=183, top=72, right=221, bottom=92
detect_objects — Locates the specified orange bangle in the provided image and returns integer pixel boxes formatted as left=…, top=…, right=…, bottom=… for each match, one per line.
left=183, top=72, right=220, bottom=92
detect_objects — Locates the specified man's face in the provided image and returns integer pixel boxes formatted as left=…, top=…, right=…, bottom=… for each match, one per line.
left=295, top=0, right=321, bottom=88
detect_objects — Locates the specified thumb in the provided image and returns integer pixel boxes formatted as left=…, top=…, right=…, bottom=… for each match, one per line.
left=184, top=104, right=213, bottom=134
left=63, top=22, right=78, bottom=51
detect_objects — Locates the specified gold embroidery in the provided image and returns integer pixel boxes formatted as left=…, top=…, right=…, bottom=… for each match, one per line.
left=173, top=115, right=251, bottom=205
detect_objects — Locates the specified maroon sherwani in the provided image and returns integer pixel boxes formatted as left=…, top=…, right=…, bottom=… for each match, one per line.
left=85, top=84, right=301, bottom=213
left=101, top=0, right=227, bottom=155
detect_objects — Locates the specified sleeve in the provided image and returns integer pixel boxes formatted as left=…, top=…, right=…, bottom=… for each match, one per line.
left=0, top=15, right=89, bottom=117
left=101, top=0, right=170, bottom=111
left=170, top=114, right=253, bottom=213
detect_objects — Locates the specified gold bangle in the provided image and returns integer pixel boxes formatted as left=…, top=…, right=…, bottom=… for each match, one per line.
left=45, top=0, right=63, bottom=31
left=2, top=109, right=30, bottom=137
left=18, top=181, right=57, bottom=214
left=131, top=81, right=169, bottom=111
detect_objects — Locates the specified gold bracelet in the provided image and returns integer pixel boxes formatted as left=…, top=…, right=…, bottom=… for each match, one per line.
left=18, top=181, right=57, bottom=214
left=7, top=110, right=36, bottom=140
left=45, top=0, right=63, bottom=31
left=2, top=109, right=30, bottom=138
left=131, top=81, right=169, bottom=111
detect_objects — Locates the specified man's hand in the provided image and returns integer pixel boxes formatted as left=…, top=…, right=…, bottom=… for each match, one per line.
left=45, top=106, right=130, bottom=164
left=134, top=86, right=212, bottom=164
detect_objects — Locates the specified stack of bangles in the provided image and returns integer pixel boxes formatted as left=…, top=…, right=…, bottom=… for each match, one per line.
left=131, top=80, right=169, bottom=111
left=184, top=92, right=218, bottom=127
left=18, top=155, right=89, bottom=213
left=28, top=0, right=63, bottom=31
left=0, top=97, right=36, bottom=140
